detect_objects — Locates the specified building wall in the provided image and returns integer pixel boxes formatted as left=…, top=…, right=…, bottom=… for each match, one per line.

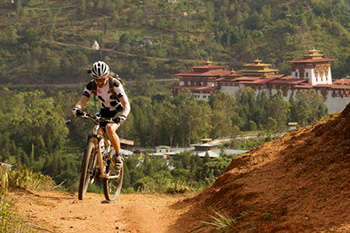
left=220, top=85, right=240, bottom=95
left=193, top=93, right=211, bottom=100
left=292, top=69, right=299, bottom=79
left=324, top=89, right=350, bottom=113
left=328, top=67, right=332, bottom=84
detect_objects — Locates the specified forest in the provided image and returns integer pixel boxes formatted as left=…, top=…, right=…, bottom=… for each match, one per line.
left=1, top=0, right=350, bottom=85
left=0, top=85, right=327, bottom=192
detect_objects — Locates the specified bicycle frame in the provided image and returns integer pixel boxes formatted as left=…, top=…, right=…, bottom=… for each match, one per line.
left=85, top=114, right=120, bottom=180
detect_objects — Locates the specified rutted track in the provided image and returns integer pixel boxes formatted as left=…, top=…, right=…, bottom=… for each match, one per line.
left=8, top=190, right=193, bottom=233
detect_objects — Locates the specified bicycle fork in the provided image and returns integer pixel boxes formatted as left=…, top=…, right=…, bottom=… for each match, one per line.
left=96, top=137, right=120, bottom=180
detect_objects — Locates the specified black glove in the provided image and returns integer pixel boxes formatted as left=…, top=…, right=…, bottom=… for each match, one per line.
left=72, top=108, right=84, bottom=116
left=113, top=115, right=126, bottom=124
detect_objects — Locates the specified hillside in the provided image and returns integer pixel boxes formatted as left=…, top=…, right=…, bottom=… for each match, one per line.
left=175, top=105, right=350, bottom=232
left=2, top=0, right=350, bottom=84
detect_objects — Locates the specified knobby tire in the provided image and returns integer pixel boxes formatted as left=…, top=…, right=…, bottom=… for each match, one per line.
left=103, top=163, right=124, bottom=201
left=78, top=140, right=96, bottom=200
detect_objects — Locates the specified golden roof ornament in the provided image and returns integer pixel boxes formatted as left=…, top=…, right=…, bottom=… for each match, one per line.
left=254, top=59, right=262, bottom=64
left=307, top=48, right=323, bottom=58
left=204, top=59, right=212, bottom=66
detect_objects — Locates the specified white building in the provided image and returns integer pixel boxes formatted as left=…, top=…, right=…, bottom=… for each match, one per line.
left=171, top=49, right=350, bottom=113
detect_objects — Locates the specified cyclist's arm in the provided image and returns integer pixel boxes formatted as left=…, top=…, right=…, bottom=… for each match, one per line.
left=74, top=95, right=89, bottom=110
left=119, top=95, right=130, bottom=118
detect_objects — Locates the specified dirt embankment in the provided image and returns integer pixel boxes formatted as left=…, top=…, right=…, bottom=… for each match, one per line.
left=176, top=105, right=350, bottom=232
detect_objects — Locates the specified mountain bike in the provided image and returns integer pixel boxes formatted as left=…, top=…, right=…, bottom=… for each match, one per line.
left=76, top=111, right=123, bottom=201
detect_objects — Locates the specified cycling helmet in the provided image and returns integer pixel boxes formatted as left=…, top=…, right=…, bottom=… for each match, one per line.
left=91, top=61, right=110, bottom=78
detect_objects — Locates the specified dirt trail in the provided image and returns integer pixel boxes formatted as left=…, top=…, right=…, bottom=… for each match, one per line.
left=8, top=190, right=194, bottom=233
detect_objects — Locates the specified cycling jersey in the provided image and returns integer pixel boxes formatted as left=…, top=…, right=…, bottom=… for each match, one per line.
left=82, top=79, right=126, bottom=114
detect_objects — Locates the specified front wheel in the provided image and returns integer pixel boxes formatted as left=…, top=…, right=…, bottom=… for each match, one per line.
left=103, top=160, right=124, bottom=201
left=78, top=139, right=97, bottom=200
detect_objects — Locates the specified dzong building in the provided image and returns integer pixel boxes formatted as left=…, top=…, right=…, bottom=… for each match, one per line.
left=171, top=49, right=350, bottom=113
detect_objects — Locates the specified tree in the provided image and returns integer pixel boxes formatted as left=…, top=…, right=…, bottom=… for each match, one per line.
left=235, top=87, right=258, bottom=130
left=210, top=92, right=239, bottom=138
left=172, top=90, right=212, bottom=146
left=263, top=94, right=290, bottom=132
left=292, top=90, right=328, bottom=126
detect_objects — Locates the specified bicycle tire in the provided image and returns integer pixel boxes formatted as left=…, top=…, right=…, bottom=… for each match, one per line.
left=78, top=139, right=96, bottom=200
left=103, top=163, right=124, bottom=201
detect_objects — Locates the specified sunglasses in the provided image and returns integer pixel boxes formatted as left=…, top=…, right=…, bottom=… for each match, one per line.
left=93, top=74, right=108, bottom=82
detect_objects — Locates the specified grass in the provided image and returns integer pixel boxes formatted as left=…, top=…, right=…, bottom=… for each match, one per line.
left=0, top=197, right=36, bottom=233
left=8, top=166, right=55, bottom=191
left=202, top=210, right=237, bottom=229
left=202, top=209, right=251, bottom=231
left=0, top=165, right=55, bottom=233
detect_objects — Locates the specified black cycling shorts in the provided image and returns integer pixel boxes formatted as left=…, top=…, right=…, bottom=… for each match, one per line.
left=99, top=107, right=122, bottom=130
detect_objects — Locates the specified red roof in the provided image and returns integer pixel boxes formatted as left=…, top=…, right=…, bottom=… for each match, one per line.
left=333, top=79, right=350, bottom=85
left=269, top=79, right=308, bottom=85
left=329, top=85, right=350, bottom=90
left=234, top=76, right=261, bottom=81
left=280, top=75, right=293, bottom=80
left=171, top=86, right=220, bottom=91
left=314, top=84, right=350, bottom=90
left=314, top=84, right=335, bottom=88
left=264, top=74, right=285, bottom=79
left=194, top=86, right=220, bottom=91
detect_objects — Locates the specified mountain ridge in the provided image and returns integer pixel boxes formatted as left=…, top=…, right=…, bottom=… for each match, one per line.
left=2, top=0, right=350, bottom=84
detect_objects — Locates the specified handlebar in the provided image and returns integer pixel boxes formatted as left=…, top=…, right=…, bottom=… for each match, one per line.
left=76, top=111, right=114, bottom=124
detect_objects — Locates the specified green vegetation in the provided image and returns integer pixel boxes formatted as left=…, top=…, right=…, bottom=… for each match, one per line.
left=0, top=86, right=327, bottom=192
left=0, top=198, right=35, bottom=233
left=203, top=210, right=251, bottom=231
left=0, top=165, right=55, bottom=233
left=1, top=0, right=350, bottom=85
left=229, top=136, right=277, bottom=151
left=0, top=165, right=55, bottom=194
left=121, top=153, right=236, bottom=193
left=203, top=211, right=238, bottom=230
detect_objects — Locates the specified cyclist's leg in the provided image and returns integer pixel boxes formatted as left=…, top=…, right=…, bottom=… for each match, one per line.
left=105, top=123, right=121, bottom=154
left=105, top=123, right=123, bottom=169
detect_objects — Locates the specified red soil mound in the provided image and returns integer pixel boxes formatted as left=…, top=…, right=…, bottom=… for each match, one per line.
left=176, top=105, right=350, bottom=232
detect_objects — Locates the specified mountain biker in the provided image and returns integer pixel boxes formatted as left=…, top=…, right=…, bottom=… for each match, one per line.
left=72, top=61, right=130, bottom=171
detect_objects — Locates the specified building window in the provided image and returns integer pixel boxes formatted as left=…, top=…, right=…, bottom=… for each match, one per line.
left=305, top=72, right=308, bottom=78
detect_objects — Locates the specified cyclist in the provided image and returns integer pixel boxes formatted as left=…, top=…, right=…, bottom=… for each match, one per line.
left=72, top=61, right=130, bottom=171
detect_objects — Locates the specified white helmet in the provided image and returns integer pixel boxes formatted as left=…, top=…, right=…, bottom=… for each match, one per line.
left=91, top=61, right=110, bottom=78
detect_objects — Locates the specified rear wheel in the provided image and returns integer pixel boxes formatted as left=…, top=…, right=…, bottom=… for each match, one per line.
left=103, top=157, right=124, bottom=201
left=78, top=139, right=97, bottom=200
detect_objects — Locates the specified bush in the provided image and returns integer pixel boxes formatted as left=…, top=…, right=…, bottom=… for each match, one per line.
left=0, top=165, right=55, bottom=193
left=9, top=167, right=55, bottom=191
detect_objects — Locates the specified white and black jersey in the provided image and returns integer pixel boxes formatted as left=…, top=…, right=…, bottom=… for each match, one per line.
left=82, top=79, right=126, bottom=117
